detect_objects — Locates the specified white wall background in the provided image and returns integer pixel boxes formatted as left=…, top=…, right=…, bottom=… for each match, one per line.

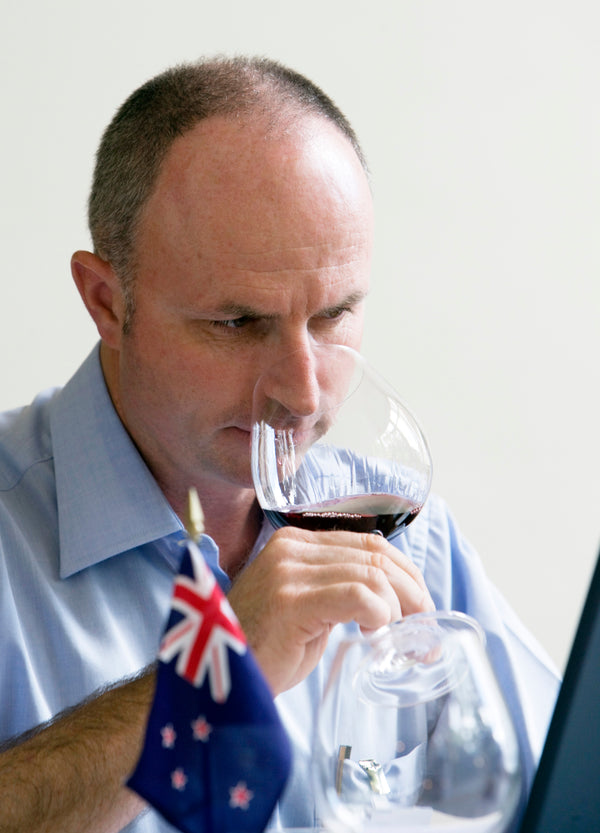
left=1, top=0, right=598, bottom=670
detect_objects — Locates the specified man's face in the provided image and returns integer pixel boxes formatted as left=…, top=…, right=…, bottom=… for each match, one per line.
left=107, top=115, right=374, bottom=500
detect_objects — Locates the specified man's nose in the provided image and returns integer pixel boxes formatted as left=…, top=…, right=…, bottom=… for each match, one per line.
left=257, top=343, right=322, bottom=420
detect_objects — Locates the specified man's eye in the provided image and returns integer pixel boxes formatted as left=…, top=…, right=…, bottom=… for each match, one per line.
left=318, top=307, right=351, bottom=322
left=212, top=317, right=251, bottom=330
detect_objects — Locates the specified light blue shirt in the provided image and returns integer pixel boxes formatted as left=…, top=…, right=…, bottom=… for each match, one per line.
left=0, top=345, right=559, bottom=831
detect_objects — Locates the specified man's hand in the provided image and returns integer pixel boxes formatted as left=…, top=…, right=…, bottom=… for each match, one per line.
left=227, top=527, right=434, bottom=695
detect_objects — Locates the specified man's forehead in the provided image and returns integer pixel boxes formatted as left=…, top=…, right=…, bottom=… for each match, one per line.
left=134, top=110, right=374, bottom=293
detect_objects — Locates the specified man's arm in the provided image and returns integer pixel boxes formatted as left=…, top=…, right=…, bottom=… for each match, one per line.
left=0, top=527, right=432, bottom=832
left=0, top=669, right=155, bottom=833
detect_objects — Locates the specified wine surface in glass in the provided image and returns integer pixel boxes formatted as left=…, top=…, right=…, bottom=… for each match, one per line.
left=264, top=493, right=420, bottom=539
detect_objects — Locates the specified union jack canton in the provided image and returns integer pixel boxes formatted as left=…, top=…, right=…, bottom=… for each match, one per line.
left=128, top=540, right=292, bottom=833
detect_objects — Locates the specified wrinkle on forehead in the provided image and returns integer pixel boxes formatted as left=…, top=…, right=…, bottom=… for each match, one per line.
left=218, top=238, right=372, bottom=275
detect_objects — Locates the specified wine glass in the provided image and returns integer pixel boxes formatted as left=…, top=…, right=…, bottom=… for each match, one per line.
left=312, top=612, right=522, bottom=833
left=251, top=343, right=432, bottom=538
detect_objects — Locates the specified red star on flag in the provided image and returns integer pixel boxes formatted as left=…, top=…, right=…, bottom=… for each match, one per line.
left=160, top=723, right=177, bottom=749
left=229, top=781, right=254, bottom=810
left=191, top=715, right=212, bottom=742
left=171, top=768, right=188, bottom=791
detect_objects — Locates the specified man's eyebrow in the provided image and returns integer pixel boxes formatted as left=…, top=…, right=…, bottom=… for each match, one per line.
left=212, top=303, right=274, bottom=319
left=318, top=290, right=368, bottom=315
left=212, top=291, right=368, bottom=318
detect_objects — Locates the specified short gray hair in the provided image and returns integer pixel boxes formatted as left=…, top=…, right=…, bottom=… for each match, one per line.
left=88, top=55, right=368, bottom=329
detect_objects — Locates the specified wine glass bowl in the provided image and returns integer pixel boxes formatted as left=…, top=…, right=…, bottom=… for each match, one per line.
left=251, top=344, right=432, bottom=539
left=312, top=612, right=522, bottom=833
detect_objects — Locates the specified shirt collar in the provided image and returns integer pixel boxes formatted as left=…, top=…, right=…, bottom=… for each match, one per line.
left=50, top=345, right=183, bottom=578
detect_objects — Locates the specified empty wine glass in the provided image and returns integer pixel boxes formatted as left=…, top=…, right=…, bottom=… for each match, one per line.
left=251, top=343, right=432, bottom=538
left=312, top=612, right=522, bottom=833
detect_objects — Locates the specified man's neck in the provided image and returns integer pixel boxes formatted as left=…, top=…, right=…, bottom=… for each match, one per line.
left=204, top=492, right=264, bottom=579
left=172, top=481, right=263, bottom=579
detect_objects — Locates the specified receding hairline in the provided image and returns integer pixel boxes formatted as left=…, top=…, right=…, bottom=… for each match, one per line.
left=144, top=105, right=367, bottom=189
left=87, top=56, right=369, bottom=328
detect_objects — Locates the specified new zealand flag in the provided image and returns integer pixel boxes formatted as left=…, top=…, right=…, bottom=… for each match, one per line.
left=128, top=540, right=292, bottom=833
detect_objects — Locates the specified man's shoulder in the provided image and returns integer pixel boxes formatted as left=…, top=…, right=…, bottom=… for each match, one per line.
left=397, top=491, right=477, bottom=581
left=0, top=388, right=58, bottom=491
left=401, top=492, right=454, bottom=550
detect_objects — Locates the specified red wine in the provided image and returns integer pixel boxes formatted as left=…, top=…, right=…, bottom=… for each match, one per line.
left=264, top=493, right=420, bottom=539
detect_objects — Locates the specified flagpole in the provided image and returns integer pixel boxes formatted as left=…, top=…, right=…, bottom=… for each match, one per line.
left=186, top=487, right=205, bottom=543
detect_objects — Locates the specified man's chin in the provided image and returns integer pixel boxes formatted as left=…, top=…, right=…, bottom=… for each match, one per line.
left=194, top=464, right=254, bottom=495
left=217, top=438, right=255, bottom=489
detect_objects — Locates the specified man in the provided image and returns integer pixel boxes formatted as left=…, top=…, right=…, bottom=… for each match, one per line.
left=0, top=57, right=558, bottom=832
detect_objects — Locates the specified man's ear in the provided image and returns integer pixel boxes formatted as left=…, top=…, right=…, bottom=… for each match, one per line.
left=71, top=251, right=126, bottom=348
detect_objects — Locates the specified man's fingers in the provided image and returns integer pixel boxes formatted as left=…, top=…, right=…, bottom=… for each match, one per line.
left=280, top=528, right=435, bottom=617
left=285, top=568, right=403, bottom=632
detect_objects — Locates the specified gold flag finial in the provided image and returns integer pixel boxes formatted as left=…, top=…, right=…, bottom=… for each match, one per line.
left=185, top=487, right=205, bottom=542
